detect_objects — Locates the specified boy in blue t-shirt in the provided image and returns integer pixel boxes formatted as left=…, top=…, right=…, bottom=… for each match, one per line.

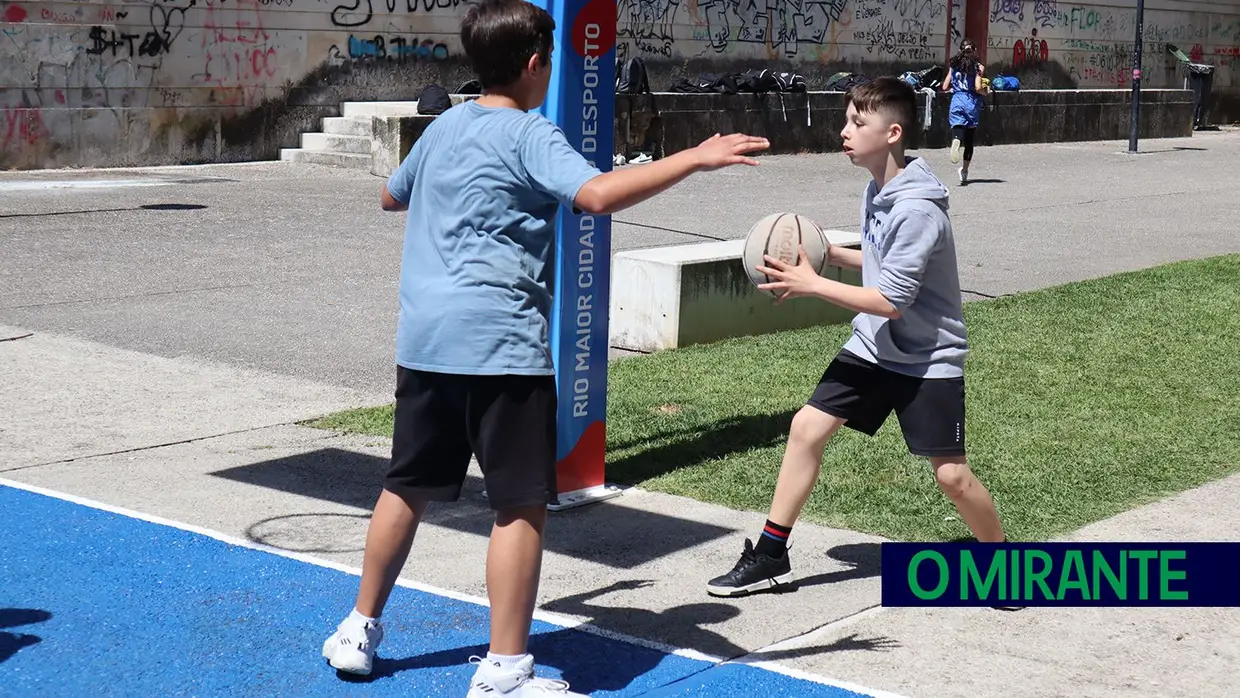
left=320, top=0, right=769, bottom=694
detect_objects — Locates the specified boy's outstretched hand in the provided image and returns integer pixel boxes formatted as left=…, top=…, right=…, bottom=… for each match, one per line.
left=693, top=133, right=771, bottom=170
left=756, top=246, right=826, bottom=304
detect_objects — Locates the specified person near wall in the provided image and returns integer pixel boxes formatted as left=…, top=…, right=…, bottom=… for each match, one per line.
left=942, top=39, right=987, bottom=185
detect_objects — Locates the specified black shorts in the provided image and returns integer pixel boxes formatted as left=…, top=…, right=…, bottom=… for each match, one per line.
left=385, top=366, right=557, bottom=510
left=807, top=350, right=966, bottom=457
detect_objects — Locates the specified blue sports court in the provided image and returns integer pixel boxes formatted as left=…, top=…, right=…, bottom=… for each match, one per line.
left=0, top=480, right=893, bottom=697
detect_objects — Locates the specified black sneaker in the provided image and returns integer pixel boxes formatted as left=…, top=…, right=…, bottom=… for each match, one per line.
left=706, top=539, right=794, bottom=597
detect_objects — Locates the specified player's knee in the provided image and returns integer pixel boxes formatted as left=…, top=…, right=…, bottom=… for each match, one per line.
left=788, top=406, right=837, bottom=453
left=933, top=460, right=971, bottom=499
left=495, top=504, right=548, bottom=532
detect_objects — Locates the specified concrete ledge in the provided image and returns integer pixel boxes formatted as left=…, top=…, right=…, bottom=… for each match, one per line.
left=609, top=233, right=862, bottom=353
left=370, top=89, right=1195, bottom=175
left=618, top=88, right=1195, bottom=156
left=370, top=95, right=481, bottom=177
left=371, top=114, right=436, bottom=178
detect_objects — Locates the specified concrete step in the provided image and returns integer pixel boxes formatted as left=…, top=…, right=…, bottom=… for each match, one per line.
left=322, top=116, right=372, bottom=137
left=300, top=132, right=371, bottom=155
left=279, top=148, right=371, bottom=170
left=340, top=101, right=422, bottom=118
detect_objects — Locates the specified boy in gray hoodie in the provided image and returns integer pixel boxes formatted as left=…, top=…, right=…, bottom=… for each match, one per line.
left=707, top=77, right=1007, bottom=597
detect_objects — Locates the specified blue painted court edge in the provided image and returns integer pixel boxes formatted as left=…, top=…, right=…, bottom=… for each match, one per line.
left=0, top=481, right=893, bottom=697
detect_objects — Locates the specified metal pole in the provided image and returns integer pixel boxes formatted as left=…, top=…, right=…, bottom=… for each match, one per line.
left=945, top=0, right=954, bottom=66
left=1128, top=0, right=1146, bottom=153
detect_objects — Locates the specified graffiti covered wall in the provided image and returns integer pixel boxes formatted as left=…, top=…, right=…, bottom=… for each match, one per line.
left=1, top=0, right=471, bottom=168
left=2, top=0, right=1239, bottom=169
left=616, top=0, right=946, bottom=67
left=614, top=0, right=1240, bottom=93
left=984, top=0, right=1240, bottom=93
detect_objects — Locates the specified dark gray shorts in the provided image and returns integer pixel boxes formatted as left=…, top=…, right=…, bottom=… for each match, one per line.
left=807, top=350, right=966, bottom=458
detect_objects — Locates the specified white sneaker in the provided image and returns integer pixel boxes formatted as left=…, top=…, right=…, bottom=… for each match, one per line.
left=466, top=654, right=586, bottom=696
left=950, top=138, right=962, bottom=164
left=321, top=615, right=384, bottom=675
left=958, top=167, right=969, bottom=185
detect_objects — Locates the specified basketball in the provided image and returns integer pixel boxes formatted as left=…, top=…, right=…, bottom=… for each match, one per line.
left=742, top=213, right=831, bottom=297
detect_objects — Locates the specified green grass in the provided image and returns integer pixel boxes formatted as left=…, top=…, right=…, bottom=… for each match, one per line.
left=306, top=255, right=1240, bottom=542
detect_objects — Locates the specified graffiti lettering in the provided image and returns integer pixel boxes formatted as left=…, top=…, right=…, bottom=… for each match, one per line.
left=857, top=19, right=896, bottom=55
left=1013, top=37, right=1049, bottom=66
left=617, top=0, right=677, bottom=56
left=699, top=0, right=849, bottom=58
left=2, top=108, right=48, bottom=150
left=87, top=28, right=141, bottom=57
left=1033, top=0, right=1057, bottom=29
left=902, top=18, right=929, bottom=35
left=347, top=35, right=450, bottom=61
left=331, top=0, right=465, bottom=28
left=39, top=7, right=129, bottom=23
left=85, top=26, right=178, bottom=58
left=1069, top=6, right=1100, bottom=32
left=989, top=0, right=1023, bottom=28
left=1213, top=20, right=1240, bottom=41
left=893, top=0, right=943, bottom=21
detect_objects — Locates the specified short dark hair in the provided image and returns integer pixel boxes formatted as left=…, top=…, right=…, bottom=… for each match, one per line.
left=844, top=77, right=919, bottom=146
left=460, top=0, right=555, bottom=89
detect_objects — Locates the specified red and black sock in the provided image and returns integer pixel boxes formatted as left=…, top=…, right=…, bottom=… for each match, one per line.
left=754, top=520, right=792, bottom=558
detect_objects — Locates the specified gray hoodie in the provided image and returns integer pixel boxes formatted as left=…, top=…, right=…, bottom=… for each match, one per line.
left=842, top=157, right=968, bottom=379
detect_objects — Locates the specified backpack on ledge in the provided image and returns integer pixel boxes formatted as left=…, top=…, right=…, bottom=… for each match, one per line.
left=772, top=70, right=808, bottom=92
left=416, top=83, right=452, bottom=115
left=738, top=69, right=808, bottom=94
left=900, top=65, right=946, bottom=91
left=824, top=71, right=871, bottom=91
left=990, top=75, right=1021, bottom=91
left=455, top=79, right=483, bottom=95
left=616, top=57, right=651, bottom=94
left=668, top=72, right=741, bottom=95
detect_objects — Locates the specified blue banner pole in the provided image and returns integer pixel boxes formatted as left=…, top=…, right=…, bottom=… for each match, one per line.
left=533, top=0, right=620, bottom=511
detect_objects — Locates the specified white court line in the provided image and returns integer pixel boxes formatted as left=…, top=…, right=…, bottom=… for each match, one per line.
left=6, top=160, right=278, bottom=176
left=0, top=179, right=179, bottom=192
left=0, top=476, right=904, bottom=697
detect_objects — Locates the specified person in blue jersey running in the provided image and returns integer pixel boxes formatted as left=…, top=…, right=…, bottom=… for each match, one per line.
left=942, top=38, right=988, bottom=185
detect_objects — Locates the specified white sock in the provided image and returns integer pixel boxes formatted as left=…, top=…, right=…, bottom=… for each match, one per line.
left=348, top=608, right=378, bottom=625
left=485, top=652, right=529, bottom=670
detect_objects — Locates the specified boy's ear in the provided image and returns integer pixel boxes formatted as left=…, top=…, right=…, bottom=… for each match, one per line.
left=528, top=52, right=550, bottom=77
left=887, top=122, right=903, bottom=145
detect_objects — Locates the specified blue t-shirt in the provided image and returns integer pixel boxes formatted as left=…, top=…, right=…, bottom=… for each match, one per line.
left=385, top=100, right=602, bottom=376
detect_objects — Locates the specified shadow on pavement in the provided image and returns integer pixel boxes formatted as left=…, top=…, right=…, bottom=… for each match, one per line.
left=0, top=608, right=51, bottom=664
left=338, top=580, right=898, bottom=695
left=338, top=623, right=677, bottom=695
left=791, top=542, right=882, bottom=590
left=607, top=410, right=798, bottom=483
left=0, top=203, right=207, bottom=219
left=212, top=448, right=737, bottom=569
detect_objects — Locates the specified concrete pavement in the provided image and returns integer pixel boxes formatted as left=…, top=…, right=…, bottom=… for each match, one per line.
left=4, top=129, right=1240, bottom=394
left=3, top=129, right=1240, bottom=696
